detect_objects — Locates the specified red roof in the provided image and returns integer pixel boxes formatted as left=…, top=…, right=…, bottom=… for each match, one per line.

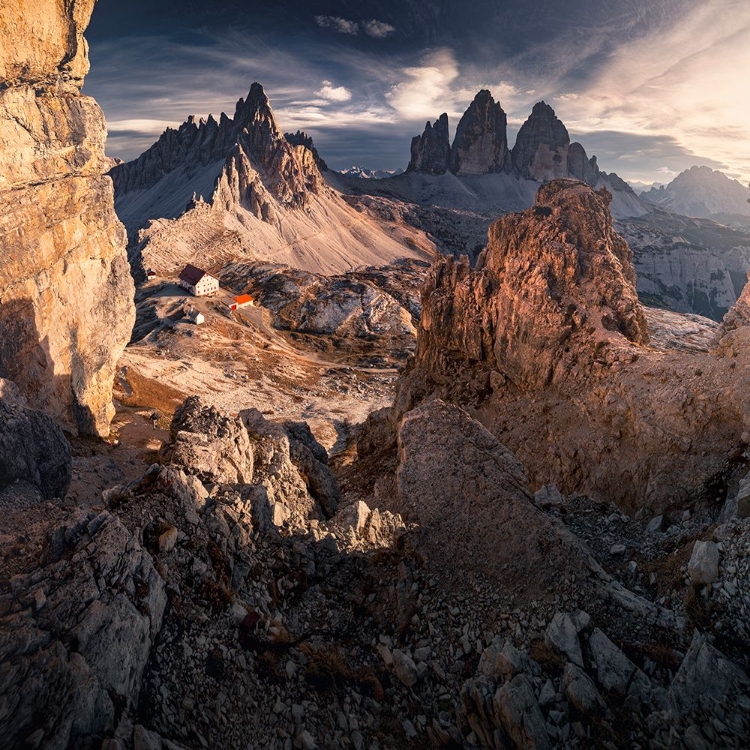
left=234, top=294, right=253, bottom=305
left=179, top=264, right=209, bottom=285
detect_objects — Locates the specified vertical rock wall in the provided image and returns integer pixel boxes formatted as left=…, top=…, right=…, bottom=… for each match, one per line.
left=0, top=0, right=134, bottom=436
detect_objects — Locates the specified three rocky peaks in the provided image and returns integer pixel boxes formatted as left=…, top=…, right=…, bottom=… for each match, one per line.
left=408, top=91, right=602, bottom=185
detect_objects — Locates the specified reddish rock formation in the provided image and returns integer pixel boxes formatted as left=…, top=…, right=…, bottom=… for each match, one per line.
left=393, top=180, right=750, bottom=514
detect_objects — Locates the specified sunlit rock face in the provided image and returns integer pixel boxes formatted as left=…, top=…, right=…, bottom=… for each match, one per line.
left=0, top=0, right=135, bottom=436
left=394, top=180, right=750, bottom=515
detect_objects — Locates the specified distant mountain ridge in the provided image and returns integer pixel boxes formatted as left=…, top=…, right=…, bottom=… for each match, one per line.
left=641, top=165, right=750, bottom=219
left=339, top=166, right=404, bottom=180
left=110, top=83, right=434, bottom=275
left=408, top=91, right=619, bottom=188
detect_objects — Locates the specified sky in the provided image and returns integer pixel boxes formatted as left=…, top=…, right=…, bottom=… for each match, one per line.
left=84, top=0, right=750, bottom=186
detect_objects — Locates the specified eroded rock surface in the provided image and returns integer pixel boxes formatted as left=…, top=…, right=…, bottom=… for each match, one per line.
left=0, top=0, right=134, bottom=436
left=392, top=180, right=750, bottom=514
left=511, top=102, right=571, bottom=181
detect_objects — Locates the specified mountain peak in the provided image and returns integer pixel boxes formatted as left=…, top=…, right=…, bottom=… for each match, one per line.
left=449, top=91, right=508, bottom=175
left=407, top=113, right=451, bottom=175
left=642, top=165, right=750, bottom=218
left=111, top=81, right=322, bottom=232
left=511, top=100, right=570, bottom=180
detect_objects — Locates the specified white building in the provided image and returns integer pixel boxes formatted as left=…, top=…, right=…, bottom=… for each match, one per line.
left=178, top=264, right=219, bottom=297
left=185, top=306, right=205, bottom=325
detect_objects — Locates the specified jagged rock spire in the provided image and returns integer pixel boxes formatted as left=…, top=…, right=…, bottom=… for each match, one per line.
left=449, top=90, right=509, bottom=175
left=407, top=114, right=451, bottom=175
left=511, top=101, right=570, bottom=180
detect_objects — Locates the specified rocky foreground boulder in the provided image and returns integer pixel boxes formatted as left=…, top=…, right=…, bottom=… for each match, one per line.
left=2, top=393, right=749, bottom=748
left=0, top=0, right=135, bottom=436
left=0, top=379, right=71, bottom=500
left=391, top=180, right=750, bottom=515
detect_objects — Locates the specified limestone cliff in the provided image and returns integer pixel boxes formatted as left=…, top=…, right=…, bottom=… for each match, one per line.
left=511, top=101, right=571, bottom=181
left=0, top=0, right=135, bottom=436
left=449, top=91, right=509, bottom=176
left=394, top=180, right=750, bottom=514
left=407, top=114, right=451, bottom=175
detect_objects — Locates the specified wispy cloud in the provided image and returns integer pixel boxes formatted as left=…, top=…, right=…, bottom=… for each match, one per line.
left=315, top=80, right=352, bottom=103
left=362, top=20, right=396, bottom=39
left=386, top=48, right=459, bottom=120
left=314, top=15, right=396, bottom=39
left=315, top=15, right=359, bottom=35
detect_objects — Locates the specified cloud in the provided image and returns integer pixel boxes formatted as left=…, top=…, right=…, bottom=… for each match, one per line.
left=386, top=48, right=459, bottom=120
left=314, top=15, right=395, bottom=39
left=315, top=16, right=359, bottom=35
left=315, top=80, right=353, bottom=103
left=544, top=0, right=750, bottom=182
left=363, top=20, right=396, bottom=39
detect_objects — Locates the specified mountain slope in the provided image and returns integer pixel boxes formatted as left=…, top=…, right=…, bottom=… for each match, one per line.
left=111, top=84, right=434, bottom=276
left=642, top=166, right=750, bottom=219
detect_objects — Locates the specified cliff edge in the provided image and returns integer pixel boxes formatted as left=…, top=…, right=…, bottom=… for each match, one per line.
left=0, top=0, right=134, bottom=436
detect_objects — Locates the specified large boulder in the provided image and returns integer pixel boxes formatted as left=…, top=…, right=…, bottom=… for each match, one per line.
left=166, top=396, right=255, bottom=485
left=393, top=399, right=593, bottom=591
left=0, top=378, right=71, bottom=499
left=0, top=509, right=166, bottom=748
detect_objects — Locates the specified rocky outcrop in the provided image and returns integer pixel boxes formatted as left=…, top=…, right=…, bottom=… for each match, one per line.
left=166, top=396, right=256, bottom=485
left=449, top=91, right=509, bottom=176
left=393, top=400, right=594, bottom=591
left=511, top=101, right=571, bottom=181
left=0, top=0, right=94, bottom=91
left=0, top=507, right=166, bottom=749
left=285, top=130, right=329, bottom=172
left=720, top=272, right=750, bottom=332
left=394, top=180, right=750, bottom=514
left=0, top=0, right=135, bottom=436
left=567, top=141, right=600, bottom=185
left=0, top=379, right=71, bottom=500
left=407, top=113, right=451, bottom=175
left=163, top=396, right=338, bottom=525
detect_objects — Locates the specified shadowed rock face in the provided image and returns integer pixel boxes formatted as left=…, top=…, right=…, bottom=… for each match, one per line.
left=449, top=90, right=509, bottom=176
left=0, top=0, right=135, bottom=436
left=0, top=379, right=71, bottom=500
left=407, top=113, right=451, bottom=175
left=512, top=101, right=571, bottom=181
left=395, top=180, right=750, bottom=514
